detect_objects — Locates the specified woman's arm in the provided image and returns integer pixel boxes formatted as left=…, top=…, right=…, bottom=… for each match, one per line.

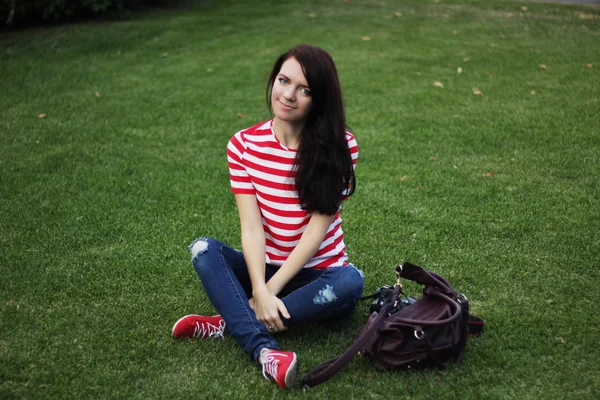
left=235, top=193, right=291, bottom=331
left=266, top=211, right=336, bottom=296
left=235, top=193, right=267, bottom=293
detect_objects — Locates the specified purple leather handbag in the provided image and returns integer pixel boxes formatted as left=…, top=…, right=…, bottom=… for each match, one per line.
left=302, top=262, right=473, bottom=387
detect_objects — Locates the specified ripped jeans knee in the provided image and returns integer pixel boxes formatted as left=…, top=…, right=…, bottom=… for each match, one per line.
left=188, top=237, right=245, bottom=287
left=189, top=238, right=210, bottom=260
left=189, top=237, right=228, bottom=262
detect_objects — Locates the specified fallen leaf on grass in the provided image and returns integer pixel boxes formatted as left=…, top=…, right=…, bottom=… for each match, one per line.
left=308, top=12, right=317, bottom=18
left=463, top=57, right=471, bottom=63
left=539, top=64, right=547, bottom=70
left=433, top=12, right=439, bottom=18
left=410, top=9, right=415, bottom=14
left=585, top=63, right=592, bottom=69
left=457, top=67, right=463, bottom=74
left=38, top=114, right=47, bottom=118
left=499, top=33, right=505, bottom=39
left=237, top=113, right=246, bottom=119
left=433, top=81, right=444, bottom=88
left=453, top=30, right=459, bottom=36
left=482, top=171, right=494, bottom=177
left=506, top=12, right=514, bottom=18
left=555, top=337, right=565, bottom=344
left=160, top=53, right=168, bottom=57
left=95, top=91, right=100, bottom=97
left=531, top=90, right=536, bottom=95
left=579, top=12, right=594, bottom=20
left=472, top=87, right=483, bottom=96
left=401, top=175, right=408, bottom=182
left=361, top=36, right=371, bottom=41
left=395, top=12, right=402, bottom=17
left=416, top=185, right=423, bottom=190
left=453, top=165, right=458, bottom=169
left=521, top=6, right=528, bottom=11
left=429, top=156, right=437, bottom=161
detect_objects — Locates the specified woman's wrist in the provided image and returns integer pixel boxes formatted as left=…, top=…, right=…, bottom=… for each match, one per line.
left=252, top=284, right=270, bottom=297
left=265, top=280, right=281, bottom=297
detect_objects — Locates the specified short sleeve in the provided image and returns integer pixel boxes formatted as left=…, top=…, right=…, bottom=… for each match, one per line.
left=342, top=132, right=359, bottom=199
left=227, top=132, right=255, bottom=195
left=347, top=132, right=359, bottom=170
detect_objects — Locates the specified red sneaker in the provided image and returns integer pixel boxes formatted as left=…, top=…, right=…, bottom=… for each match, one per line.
left=171, top=315, right=226, bottom=339
left=259, top=350, right=298, bottom=389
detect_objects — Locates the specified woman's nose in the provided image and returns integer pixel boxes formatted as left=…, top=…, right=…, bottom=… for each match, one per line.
left=283, top=86, right=296, bottom=101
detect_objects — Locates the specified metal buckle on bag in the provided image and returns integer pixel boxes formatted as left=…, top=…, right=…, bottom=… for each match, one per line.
left=414, top=329, right=425, bottom=340
left=394, top=264, right=403, bottom=289
left=457, top=293, right=468, bottom=304
left=393, top=264, right=403, bottom=308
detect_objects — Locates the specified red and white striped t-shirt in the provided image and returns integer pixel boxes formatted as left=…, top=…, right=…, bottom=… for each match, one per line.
left=227, top=119, right=359, bottom=270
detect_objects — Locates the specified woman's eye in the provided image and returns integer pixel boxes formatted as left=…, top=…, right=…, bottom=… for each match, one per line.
left=279, top=77, right=289, bottom=85
left=301, top=88, right=311, bottom=96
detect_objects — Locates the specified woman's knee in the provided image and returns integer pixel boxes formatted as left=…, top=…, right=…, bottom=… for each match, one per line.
left=189, top=237, right=220, bottom=259
left=320, top=266, right=364, bottom=304
left=189, top=237, right=246, bottom=284
left=345, top=268, right=365, bottom=304
left=189, top=237, right=223, bottom=276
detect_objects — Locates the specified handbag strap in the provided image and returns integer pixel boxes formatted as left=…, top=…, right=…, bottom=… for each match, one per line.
left=401, top=263, right=485, bottom=335
left=398, top=262, right=456, bottom=296
left=301, top=286, right=402, bottom=387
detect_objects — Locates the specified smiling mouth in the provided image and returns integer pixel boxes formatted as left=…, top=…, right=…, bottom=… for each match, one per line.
left=279, top=101, right=295, bottom=110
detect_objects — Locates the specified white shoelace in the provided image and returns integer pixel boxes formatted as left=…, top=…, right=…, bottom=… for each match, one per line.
left=260, top=351, right=288, bottom=381
left=193, top=319, right=225, bottom=339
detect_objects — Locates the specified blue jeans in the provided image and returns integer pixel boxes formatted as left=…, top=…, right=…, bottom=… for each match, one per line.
left=190, top=237, right=364, bottom=362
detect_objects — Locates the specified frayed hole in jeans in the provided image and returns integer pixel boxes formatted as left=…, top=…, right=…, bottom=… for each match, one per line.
left=190, top=240, right=208, bottom=259
left=313, top=285, right=338, bottom=305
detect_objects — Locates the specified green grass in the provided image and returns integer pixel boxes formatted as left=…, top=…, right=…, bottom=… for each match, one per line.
left=1, top=0, right=599, bottom=398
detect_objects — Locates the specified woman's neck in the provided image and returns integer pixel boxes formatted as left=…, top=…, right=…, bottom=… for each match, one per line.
left=272, top=117, right=304, bottom=150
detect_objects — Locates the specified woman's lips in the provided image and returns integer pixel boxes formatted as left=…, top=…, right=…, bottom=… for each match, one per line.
left=279, top=101, right=295, bottom=110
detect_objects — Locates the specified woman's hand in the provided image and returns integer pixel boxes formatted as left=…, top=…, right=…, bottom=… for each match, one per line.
left=249, top=288, right=290, bottom=333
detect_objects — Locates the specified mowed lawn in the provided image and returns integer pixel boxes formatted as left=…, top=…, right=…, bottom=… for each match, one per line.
left=1, top=0, right=599, bottom=398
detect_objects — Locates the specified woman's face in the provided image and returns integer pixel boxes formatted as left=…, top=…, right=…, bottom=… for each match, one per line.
left=271, top=57, right=312, bottom=124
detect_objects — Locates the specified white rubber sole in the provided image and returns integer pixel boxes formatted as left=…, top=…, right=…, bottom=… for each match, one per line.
left=284, top=353, right=299, bottom=389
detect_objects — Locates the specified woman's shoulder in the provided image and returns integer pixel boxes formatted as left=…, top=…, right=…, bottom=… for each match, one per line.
left=229, top=120, right=273, bottom=149
left=234, top=119, right=273, bottom=139
left=345, top=130, right=358, bottom=150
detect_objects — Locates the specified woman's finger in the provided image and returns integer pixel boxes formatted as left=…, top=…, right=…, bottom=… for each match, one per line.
left=264, top=321, right=278, bottom=332
left=276, top=299, right=291, bottom=319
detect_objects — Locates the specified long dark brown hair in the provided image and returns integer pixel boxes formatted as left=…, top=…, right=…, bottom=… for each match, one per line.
left=266, top=44, right=356, bottom=215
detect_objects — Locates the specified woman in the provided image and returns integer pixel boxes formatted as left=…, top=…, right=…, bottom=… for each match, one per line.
left=172, top=44, right=363, bottom=389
